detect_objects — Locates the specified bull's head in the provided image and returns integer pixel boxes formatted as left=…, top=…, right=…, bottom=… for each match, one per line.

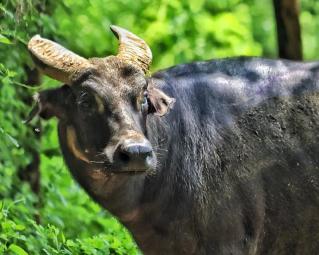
left=24, top=26, right=174, bottom=206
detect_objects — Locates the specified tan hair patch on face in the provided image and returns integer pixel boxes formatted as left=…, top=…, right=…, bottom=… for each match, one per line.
left=91, top=170, right=108, bottom=180
left=66, top=126, right=91, bottom=163
left=94, top=93, right=104, bottom=113
left=136, top=90, right=143, bottom=111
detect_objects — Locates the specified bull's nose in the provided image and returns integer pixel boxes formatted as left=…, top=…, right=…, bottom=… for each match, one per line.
left=118, top=140, right=153, bottom=168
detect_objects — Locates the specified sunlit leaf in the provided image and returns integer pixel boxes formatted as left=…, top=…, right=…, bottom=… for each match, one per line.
left=66, top=240, right=75, bottom=247
left=19, top=235, right=26, bottom=241
left=189, top=0, right=204, bottom=12
left=14, top=225, right=25, bottom=231
left=0, top=234, right=8, bottom=241
left=0, top=35, right=12, bottom=44
left=9, top=244, right=28, bottom=255
left=2, top=221, right=15, bottom=229
left=0, top=4, right=14, bottom=19
left=61, top=231, right=66, bottom=244
left=5, top=133, right=19, bottom=148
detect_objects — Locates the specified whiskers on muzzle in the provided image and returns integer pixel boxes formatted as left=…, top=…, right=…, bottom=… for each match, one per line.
left=90, top=139, right=160, bottom=175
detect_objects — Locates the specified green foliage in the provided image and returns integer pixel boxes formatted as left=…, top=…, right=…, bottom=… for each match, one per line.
left=1, top=0, right=319, bottom=254
left=0, top=200, right=139, bottom=254
left=50, top=0, right=263, bottom=70
left=300, top=0, right=319, bottom=60
left=26, top=219, right=139, bottom=255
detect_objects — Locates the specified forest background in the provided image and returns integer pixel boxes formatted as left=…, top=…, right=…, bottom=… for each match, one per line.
left=0, top=0, right=318, bottom=254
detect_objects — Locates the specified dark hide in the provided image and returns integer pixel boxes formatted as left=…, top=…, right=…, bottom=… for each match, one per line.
left=27, top=56, right=319, bottom=254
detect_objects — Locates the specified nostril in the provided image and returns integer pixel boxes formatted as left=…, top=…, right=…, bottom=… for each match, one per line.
left=116, top=140, right=153, bottom=167
left=146, top=155, right=153, bottom=165
left=119, top=152, right=130, bottom=164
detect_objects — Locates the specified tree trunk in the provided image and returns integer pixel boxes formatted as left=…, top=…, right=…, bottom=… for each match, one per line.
left=272, top=0, right=303, bottom=60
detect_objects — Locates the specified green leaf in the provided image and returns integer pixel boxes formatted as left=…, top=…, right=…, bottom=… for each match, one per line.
left=66, top=240, right=75, bottom=247
left=8, top=244, right=28, bottom=255
left=19, top=235, right=26, bottom=241
left=14, top=225, right=25, bottom=231
left=0, top=234, right=8, bottom=241
left=5, top=133, right=19, bottom=148
left=42, top=249, right=51, bottom=255
left=0, top=4, right=14, bottom=19
left=0, top=35, right=12, bottom=45
left=189, top=0, right=204, bottom=12
left=2, top=221, right=15, bottom=229
left=61, top=231, right=66, bottom=244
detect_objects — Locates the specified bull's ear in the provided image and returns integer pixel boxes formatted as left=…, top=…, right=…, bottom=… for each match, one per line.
left=23, top=85, right=72, bottom=124
left=147, top=85, right=175, bottom=116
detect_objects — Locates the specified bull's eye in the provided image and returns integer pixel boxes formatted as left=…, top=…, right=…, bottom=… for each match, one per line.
left=141, top=96, right=148, bottom=107
left=80, top=101, right=92, bottom=110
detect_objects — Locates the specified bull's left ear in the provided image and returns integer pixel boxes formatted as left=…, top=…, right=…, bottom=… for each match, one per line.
left=23, top=85, right=72, bottom=124
left=147, top=85, right=175, bottom=116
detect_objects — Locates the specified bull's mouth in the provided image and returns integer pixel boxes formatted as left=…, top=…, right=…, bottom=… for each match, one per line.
left=89, top=167, right=149, bottom=180
left=111, top=169, right=149, bottom=175
left=104, top=154, right=156, bottom=175
left=112, top=165, right=152, bottom=174
left=91, top=160, right=154, bottom=175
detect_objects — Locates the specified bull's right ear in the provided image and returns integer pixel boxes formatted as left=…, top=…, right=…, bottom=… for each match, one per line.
left=146, top=80, right=175, bottom=116
left=23, top=85, right=72, bottom=124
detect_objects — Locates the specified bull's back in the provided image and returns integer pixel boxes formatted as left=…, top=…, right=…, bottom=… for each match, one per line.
left=149, top=58, right=319, bottom=254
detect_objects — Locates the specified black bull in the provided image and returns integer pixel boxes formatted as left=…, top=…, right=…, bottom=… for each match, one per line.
left=25, top=32, right=319, bottom=254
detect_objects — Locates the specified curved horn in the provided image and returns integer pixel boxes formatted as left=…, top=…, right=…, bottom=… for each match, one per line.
left=28, top=35, right=91, bottom=85
left=110, top=26, right=152, bottom=73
